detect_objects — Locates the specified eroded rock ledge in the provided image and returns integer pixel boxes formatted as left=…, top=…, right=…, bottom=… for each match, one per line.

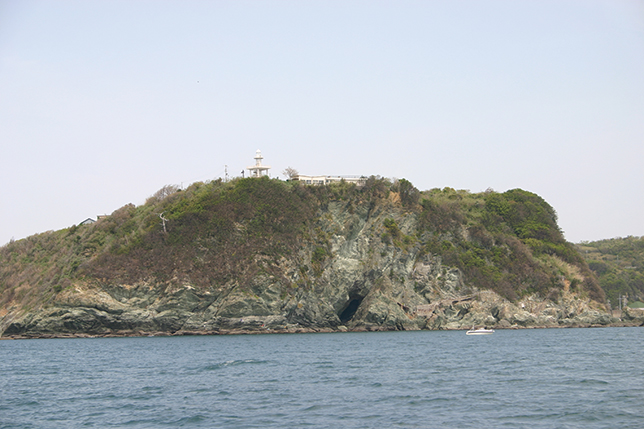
left=3, top=281, right=639, bottom=340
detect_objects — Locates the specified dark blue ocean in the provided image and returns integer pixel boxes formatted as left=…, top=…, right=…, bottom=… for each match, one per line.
left=1, top=327, right=643, bottom=428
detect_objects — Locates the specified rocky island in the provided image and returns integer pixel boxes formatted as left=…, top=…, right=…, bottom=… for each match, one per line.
left=1, top=177, right=642, bottom=339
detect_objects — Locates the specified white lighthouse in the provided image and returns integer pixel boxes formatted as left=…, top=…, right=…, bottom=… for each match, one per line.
left=247, top=150, right=271, bottom=178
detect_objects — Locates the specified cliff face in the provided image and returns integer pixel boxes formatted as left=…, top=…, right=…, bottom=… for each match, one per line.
left=0, top=178, right=627, bottom=338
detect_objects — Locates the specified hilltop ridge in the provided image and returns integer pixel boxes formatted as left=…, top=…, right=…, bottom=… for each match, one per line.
left=1, top=177, right=639, bottom=338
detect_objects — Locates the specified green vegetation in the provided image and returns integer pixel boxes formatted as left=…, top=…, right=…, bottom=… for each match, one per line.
left=418, top=187, right=603, bottom=302
left=381, top=218, right=401, bottom=243
left=391, top=178, right=420, bottom=208
left=576, top=236, right=644, bottom=306
left=0, top=177, right=318, bottom=311
left=0, top=176, right=607, bottom=314
left=87, top=177, right=319, bottom=287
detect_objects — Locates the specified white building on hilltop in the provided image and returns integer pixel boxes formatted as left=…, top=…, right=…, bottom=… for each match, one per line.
left=294, top=174, right=366, bottom=186
left=247, top=150, right=271, bottom=177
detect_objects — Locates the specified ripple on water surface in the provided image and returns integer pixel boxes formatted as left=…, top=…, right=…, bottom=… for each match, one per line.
left=1, top=328, right=643, bottom=428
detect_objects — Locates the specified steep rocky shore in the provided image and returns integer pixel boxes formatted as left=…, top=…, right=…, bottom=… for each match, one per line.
left=1, top=283, right=631, bottom=340
left=3, top=180, right=637, bottom=339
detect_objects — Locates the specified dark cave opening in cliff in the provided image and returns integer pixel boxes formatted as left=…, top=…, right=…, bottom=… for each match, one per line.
left=339, top=298, right=363, bottom=323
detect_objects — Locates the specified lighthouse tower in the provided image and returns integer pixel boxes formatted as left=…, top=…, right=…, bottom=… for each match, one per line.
left=247, top=150, right=271, bottom=178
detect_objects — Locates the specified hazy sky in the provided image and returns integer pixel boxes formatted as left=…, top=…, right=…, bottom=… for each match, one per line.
left=1, top=0, right=643, bottom=245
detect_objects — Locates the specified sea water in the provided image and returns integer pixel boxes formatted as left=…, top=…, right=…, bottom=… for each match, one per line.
left=1, top=327, right=643, bottom=428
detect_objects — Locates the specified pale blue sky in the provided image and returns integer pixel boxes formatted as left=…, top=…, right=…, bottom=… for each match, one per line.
left=1, top=0, right=643, bottom=245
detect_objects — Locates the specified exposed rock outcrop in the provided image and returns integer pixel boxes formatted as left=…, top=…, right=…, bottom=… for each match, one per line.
left=1, top=194, right=624, bottom=339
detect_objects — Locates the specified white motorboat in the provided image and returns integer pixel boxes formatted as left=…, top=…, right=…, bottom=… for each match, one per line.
left=466, top=327, right=495, bottom=335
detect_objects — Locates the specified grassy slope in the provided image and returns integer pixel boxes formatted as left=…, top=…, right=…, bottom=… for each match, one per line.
left=576, top=236, right=644, bottom=306
left=0, top=177, right=604, bottom=319
left=417, top=187, right=603, bottom=302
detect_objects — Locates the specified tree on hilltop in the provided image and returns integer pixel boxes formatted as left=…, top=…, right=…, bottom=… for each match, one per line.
left=283, top=167, right=299, bottom=180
